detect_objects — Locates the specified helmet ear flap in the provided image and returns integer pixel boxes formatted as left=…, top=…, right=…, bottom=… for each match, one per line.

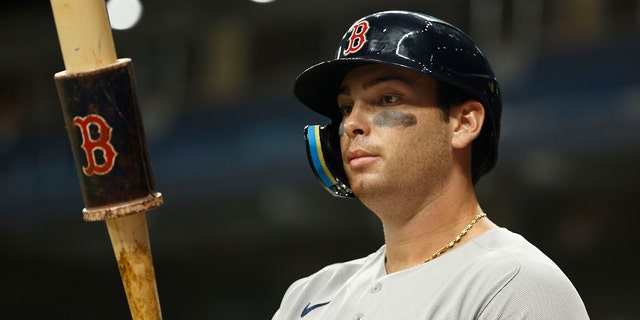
left=304, top=123, right=353, bottom=198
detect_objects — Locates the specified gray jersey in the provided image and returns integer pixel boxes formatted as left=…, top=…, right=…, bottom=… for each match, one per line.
left=272, top=228, right=589, bottom=320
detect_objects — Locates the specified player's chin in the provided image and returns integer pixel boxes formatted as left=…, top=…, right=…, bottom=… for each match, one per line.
left=346, top=174, right=385, bottom=197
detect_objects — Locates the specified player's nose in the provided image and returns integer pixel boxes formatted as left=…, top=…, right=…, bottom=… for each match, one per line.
left=341, top=102, right=370, bottom=138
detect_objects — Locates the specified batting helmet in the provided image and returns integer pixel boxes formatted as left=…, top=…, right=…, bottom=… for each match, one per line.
left=295, top=10, right=502, bottom=197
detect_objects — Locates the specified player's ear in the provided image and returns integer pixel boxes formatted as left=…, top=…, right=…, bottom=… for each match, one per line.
left=450, top=100, right=484, bottom=149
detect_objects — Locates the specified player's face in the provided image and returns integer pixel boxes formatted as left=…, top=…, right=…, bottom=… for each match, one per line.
left=337, top=64, right=454, bottom=201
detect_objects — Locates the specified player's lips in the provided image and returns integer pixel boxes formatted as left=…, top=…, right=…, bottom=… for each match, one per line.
left=346, top=149, right=378, bottom=169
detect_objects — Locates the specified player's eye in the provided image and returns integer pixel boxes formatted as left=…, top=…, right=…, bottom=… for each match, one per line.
left=381, top=95, right=400, bottom=105
left=340, top=105, right=353, bottom=116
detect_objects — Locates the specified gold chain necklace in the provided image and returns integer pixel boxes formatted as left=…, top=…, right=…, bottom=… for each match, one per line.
left=422, top=212, right=487, bottom=264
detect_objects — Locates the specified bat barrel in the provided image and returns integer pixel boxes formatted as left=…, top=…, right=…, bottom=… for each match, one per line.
left=50, top=0, right=117, bottom=73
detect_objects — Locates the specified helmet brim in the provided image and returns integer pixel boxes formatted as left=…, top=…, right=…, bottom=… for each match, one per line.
left=293, top=58, right=380, bottom=119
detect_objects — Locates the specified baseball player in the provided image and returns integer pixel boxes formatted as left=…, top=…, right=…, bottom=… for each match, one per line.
left=272, top=11, right=590, bottom=319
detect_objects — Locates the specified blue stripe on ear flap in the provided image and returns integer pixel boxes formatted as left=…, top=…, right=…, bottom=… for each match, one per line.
left=306, top=125, right=338, bottom=188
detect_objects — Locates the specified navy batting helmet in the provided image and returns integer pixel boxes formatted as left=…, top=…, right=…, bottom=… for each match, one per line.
left=296, top=10, right=502, bottom=197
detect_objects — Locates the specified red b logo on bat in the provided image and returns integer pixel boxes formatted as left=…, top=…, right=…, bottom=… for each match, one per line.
left=343, top=20, right=370, bottom=56
left=73, top=114, right=118, bottom=176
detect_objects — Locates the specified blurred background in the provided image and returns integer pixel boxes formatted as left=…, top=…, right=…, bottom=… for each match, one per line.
left=1, top=0, right=638, bottom=318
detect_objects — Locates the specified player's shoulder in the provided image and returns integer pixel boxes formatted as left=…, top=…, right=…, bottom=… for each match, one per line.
left=469, top=229, right=589, bottom=318
left=469, top=228, right=583, bottom=299
left=284, top=245, right=384, bottom=295
left=472, top=228, right=562, bottom=272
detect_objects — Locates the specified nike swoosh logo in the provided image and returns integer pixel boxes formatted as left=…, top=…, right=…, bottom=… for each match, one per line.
left=300, top=301, right=330, bottom=317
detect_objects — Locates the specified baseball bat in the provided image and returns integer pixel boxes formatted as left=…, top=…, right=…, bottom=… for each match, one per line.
left=50, top=1, right=163, bottom=319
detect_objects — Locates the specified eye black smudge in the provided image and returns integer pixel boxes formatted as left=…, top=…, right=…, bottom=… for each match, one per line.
left=373, top=110, right=417, bottom=128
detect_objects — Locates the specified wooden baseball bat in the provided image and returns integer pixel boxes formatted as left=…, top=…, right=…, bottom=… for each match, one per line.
left=50, top=1, right=162, bottom=319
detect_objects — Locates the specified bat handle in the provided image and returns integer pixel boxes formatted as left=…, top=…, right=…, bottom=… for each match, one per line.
left=106, top=212, right=162, bottom=320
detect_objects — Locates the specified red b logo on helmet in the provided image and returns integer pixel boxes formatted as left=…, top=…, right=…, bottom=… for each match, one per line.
left=343, top=20, right=370, bottom=56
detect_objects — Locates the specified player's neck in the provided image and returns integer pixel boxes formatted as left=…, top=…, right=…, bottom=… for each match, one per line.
left=378, top=181, right=491, bottom=273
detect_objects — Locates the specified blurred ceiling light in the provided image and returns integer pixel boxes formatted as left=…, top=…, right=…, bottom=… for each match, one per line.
left=251, top=0, right=276, bottom=3
left=106, top=0, right=143, bottom=30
